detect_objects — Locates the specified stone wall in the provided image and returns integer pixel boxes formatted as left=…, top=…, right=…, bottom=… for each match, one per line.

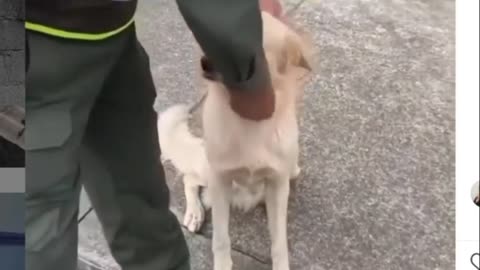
left=0, top=0, right=25, bottom=107
left=0, top=0, right=24, bottom=167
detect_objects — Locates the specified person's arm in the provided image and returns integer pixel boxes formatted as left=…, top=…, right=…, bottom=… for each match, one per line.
left=175, top=0, right=271, bottom=93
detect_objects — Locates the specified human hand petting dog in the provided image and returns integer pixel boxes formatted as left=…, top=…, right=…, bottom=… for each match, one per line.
left=228, top=0, right=285, bottom=121
left=196, top=0, right=286, bottom=121
left=229, top=84, right=276, bottom=121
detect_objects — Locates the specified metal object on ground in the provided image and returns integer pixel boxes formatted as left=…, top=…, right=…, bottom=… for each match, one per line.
left=0, top=105, right=25, bottom=149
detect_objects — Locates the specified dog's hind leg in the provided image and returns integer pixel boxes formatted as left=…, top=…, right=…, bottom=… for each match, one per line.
left=183, top=175, right=205, bottom=233
left=265, top=175, right=291, bottom=270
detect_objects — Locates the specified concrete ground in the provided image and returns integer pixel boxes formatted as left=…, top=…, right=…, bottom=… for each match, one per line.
left=78, top=0, right=455, bottom=269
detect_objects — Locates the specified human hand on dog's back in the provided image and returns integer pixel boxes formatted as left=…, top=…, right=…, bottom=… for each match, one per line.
left=176, top=0, right=285, bottom=121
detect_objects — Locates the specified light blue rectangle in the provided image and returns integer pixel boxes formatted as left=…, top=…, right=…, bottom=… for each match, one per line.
left=0, top=193, right=25, bottom=270
left=0, top=193, right=24, bottom=233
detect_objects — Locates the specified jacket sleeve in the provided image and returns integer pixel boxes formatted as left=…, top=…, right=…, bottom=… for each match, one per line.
left=175, top=0, right=271, bottom=92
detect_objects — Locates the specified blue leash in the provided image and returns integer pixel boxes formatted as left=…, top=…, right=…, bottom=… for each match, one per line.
left=0, top=232, right=25, bottom=245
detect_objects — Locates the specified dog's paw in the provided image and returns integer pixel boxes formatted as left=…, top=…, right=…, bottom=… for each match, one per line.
left=272, top=256, right=290, bottom=270
left=214, top=256, right=233, bottom=270
left=183, top=200, right=205, bottom=233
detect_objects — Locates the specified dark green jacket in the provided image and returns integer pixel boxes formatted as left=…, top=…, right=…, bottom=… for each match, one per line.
left=26, top=0, right=137, bottom=35
left=25, top=0, right=270, bottom=92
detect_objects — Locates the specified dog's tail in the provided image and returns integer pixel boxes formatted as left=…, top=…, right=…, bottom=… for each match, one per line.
left=157, top=104, right=208, bottom=187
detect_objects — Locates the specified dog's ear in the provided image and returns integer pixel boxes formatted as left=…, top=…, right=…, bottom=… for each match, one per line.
left=277, top=33, right=313, bottom=76
left=200, top=56, right=221, bottom=81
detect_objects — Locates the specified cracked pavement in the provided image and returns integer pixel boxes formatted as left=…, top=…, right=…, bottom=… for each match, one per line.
left=78, top=0, right=455, bottom=269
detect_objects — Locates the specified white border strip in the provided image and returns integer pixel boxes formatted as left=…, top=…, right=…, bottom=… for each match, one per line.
left=456, top=0, right=479, bottom=268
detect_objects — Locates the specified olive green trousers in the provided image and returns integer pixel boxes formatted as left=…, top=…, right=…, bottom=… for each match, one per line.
left=25, top=25, right=189, bottom=270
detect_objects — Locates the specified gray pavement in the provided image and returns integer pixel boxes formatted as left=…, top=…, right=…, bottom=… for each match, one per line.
left=79, top=0, right=455, bottom=269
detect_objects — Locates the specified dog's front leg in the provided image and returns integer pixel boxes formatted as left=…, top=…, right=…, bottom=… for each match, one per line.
left=183, top=175, right=205, bottom=233
left=265, top=176, right=291, bottom=270
left=211, top=173, right=233, bottom=270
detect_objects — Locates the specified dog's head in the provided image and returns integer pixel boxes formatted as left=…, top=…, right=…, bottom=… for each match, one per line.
left=262, top=11, right=314, bottom=81
left=200, top=11, right=314, bottom=90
